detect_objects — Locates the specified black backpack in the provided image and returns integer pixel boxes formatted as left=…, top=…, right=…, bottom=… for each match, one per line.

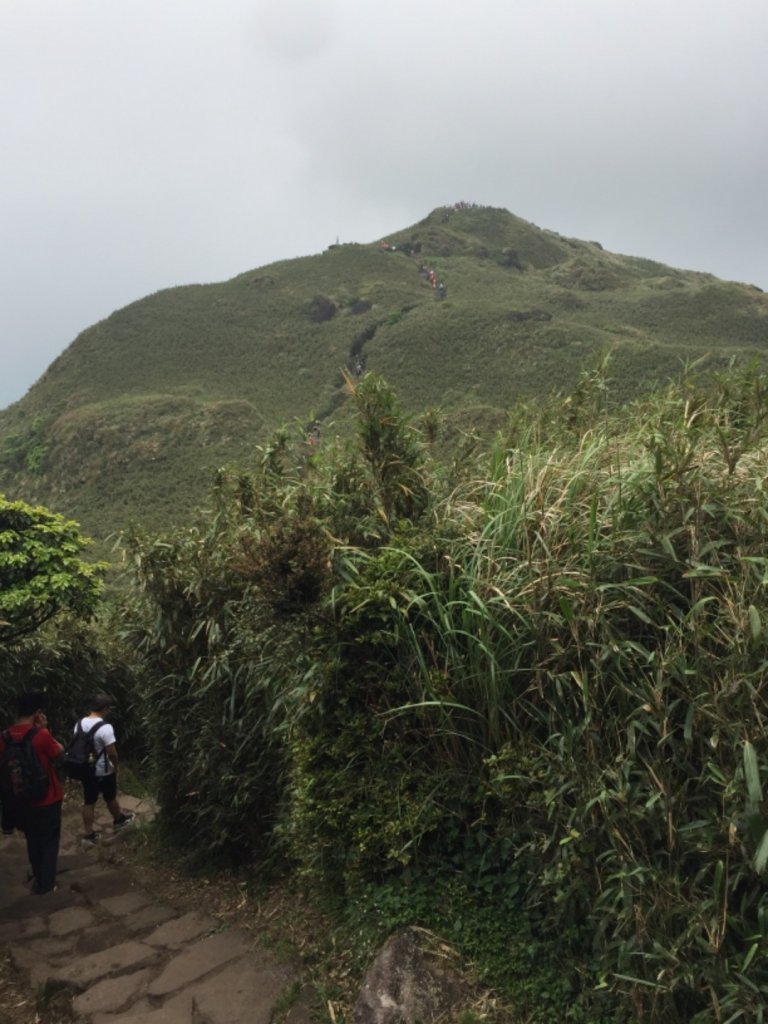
left=64, top=719, right=110, bottom=781
left=0, top=726, right=50, bottom=805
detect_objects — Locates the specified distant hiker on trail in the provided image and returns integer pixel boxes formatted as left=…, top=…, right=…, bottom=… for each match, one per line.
left=72, top=693, right=135, bottom=845
left=305, top=420, right=321, bottom=448
left=0, top=691, right=64, bottom=895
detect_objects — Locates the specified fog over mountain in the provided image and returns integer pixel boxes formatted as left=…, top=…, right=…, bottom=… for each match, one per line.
left=2, top=0, right=766, bottom=410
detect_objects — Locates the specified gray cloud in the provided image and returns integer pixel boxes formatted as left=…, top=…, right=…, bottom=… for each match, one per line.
left=252, top=0, right=336, bottom=61
left=2, top=0, right=767, bottom=408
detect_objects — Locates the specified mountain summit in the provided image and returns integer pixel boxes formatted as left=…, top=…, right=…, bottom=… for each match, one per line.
left=2, top=204, right=766, bottom=539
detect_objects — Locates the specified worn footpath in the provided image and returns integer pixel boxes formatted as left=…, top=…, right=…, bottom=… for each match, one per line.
left=0, top=794, right=313, bottom=1023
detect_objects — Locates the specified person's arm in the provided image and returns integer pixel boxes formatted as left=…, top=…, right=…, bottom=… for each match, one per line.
left=104, top=742, right=118, bottom=770
left=34, top=713, right=64, bottom=759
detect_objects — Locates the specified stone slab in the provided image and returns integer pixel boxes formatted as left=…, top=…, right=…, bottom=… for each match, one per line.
left=49, top=905, right=97, bottom=936
left=91, top=1000, right=154, bottom=1024
left=68, top=869, right=137, bottom=900
left=92, top=991, right=193, bottom=1024
left=0, top=915, right=47, bottom=942
left=144, top=911, right=218, bottom=950
left=0, top=887, right=31, bottom=917
left=78, top=921, right=135, bottom=955
left=0, top=888, right=64, bottom=929
left=31, top=887, right=75, bottom=909
left=118, top=795, right=157, bottom=817
left=12, top=946, right=56, bottom=974
left=72, top=966, right=153, bottom=1016
left=186, top=955, right=294, bottom=1024
left=124, top=904, right=177, bottom=934
left=53, top=939, right=159, bottom=989
left=13, top=936, right=76, bottom=964
left=21, top=915, right=49, bottom=938
left=100, top=891, right=153, bottom=917
left=29, top=959, right=57, bottom=989
left=56, top=851, right=84, bottom=868
left=146, top=928, right=251, bottom=997
left=0, top=886, right=73, bottom=923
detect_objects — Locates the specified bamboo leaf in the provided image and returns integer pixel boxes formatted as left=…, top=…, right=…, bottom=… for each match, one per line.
left=683, top=703, right=694, bottom=743
left=682, top=564, right=724, bottom=578
left=627, top=604, right=652, bottom=624
left=742, top=941, right=759, bottom=972
left=744, top=741, right=763, bottom=807
left=748, top=604, right=761, bottom=644
left=754, top=829, right=768, bottom=874
left=713, top=859, right=724, bottom=902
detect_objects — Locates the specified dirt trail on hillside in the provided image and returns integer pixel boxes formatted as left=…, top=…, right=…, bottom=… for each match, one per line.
left=0, top=797, right=313, bottom=1024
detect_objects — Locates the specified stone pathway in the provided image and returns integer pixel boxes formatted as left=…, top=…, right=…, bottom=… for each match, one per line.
left=0, top=795, right=313, bottom=1023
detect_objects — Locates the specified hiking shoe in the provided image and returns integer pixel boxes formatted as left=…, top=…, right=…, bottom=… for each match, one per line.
left=81, top=832, right=101, bottom=846
left=113, top=811, right=136, bottom=832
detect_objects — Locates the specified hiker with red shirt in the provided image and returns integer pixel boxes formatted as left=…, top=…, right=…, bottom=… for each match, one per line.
left=0, top=691, right=64, bottom=895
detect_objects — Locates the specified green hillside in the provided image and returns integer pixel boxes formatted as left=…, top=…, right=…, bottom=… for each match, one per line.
left=1, top=204, right=767, bottom=542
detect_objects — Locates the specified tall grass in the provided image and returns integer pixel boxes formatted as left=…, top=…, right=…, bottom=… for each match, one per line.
left=357, top=369, right=768, bottom=1020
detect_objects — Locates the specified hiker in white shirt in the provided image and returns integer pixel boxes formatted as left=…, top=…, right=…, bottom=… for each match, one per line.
left=77, top=693, right=135, bottom=844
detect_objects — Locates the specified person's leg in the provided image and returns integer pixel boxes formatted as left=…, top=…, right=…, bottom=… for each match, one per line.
left=101, top=774, right=135, bottom=830
left=23, top=807, right=43, bottom=890
left=1, top=796, right=17, bottom=835
left=81, top=776, right=99, bottom=836
left=101, top=774, right=122, bottom=820
left=33, top=802, right=61, bottom=894
left=82, top=802, right=95, bottom=832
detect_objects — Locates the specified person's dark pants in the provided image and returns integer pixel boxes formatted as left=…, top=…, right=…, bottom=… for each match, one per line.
left=21, top=801, right=62, bottom=894
left=82, top=772, right=117, bottom=806
left=1, top=796, right=17, bottom=834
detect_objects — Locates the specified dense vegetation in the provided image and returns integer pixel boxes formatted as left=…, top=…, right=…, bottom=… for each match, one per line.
left=1, top=205, right=767, bottom=544
left=4, top=364, right=763, bottom=1021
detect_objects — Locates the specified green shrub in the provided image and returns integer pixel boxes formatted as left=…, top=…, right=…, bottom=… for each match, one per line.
left=118, top=366, right=768, bottom=1019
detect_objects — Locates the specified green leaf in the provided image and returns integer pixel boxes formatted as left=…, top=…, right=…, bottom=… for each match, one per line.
left=749, top=604, right=762, bottom=644
left=742, top=941, right=759, bottom=971
left=744, top=741, right=763, bottom=808
left=754, top=829, right=768, bottom=874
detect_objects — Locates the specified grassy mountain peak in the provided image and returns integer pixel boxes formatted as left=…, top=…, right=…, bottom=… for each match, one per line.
left=2, top=203, right=767, bottom=541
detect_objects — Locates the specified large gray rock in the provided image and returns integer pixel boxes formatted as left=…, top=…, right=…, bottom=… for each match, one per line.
left=353, top=928, right=469, bottom=1024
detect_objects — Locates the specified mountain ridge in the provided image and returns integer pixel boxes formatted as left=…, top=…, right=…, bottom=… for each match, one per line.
left=2, top=204, right=767, bottom=543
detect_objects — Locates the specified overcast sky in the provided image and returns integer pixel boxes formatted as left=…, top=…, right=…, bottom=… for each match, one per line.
left=2, top=0, right=767, bottom=410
